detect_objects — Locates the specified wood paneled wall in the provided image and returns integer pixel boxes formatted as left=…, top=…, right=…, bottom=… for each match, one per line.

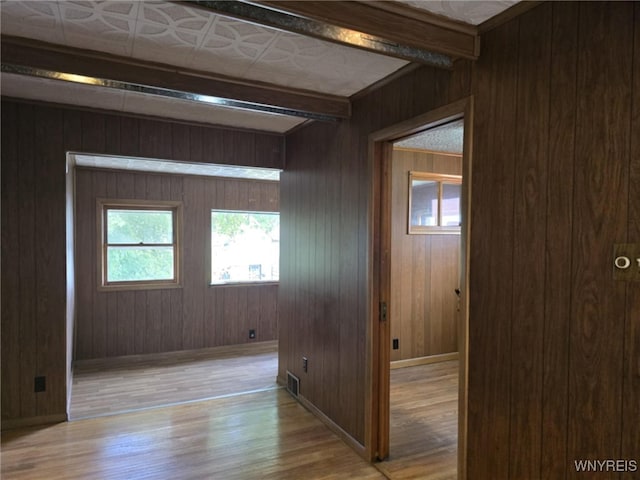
left=467, top=2, right=640, bottom=478
left=74, top=168, right=279, bottom=360
left=1, top=99, right=284, bottom=423
left=279, top=65, right=457, bottom=445
left=390, top=150, right=461, bottom=362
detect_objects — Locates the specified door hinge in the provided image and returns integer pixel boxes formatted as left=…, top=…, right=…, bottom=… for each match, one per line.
left=379, top=301, right=387, bottom=322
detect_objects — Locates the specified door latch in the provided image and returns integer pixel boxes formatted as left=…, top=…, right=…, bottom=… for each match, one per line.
left=380, top=302, right=387, bottom=322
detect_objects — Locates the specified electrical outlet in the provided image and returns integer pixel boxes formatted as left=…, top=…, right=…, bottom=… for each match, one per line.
left=34, top=376, right=46, bottom=393
left=302, top=357, right=308, bottom=373
left=249, top=329, right=256, bottom=339
left=393, top=338, right=399, bottom=350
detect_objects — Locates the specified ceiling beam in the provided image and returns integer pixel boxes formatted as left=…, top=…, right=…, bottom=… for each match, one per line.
left=189, top=0, right=479, bottom=66
left=0, top=36, right=350, bottom=122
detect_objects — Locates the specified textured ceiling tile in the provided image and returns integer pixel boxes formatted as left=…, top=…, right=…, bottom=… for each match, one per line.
left=0, top=1, right=65, bottom=44
left=397, top=0, right=519, bottom=25
left=58, top=1, right=138, bottom=56
left=395, top=119, right=464, bottom=154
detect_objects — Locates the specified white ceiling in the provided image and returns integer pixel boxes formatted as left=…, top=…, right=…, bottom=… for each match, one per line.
left=72, top=153, right=281, bottom=180
left=1, top=1, right=518, bottom=135
left=395, top=119, right=464, bottom=154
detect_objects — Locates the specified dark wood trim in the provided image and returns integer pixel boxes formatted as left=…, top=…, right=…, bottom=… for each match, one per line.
left=1, top=414, right=67, bottom=431
left=1, top=36, right=350, bottom=120
left=255, top=1, right=479, bottom=60
left=478, top=1, right=544, bottom=34
left=390, top=352, right=459, bottom=370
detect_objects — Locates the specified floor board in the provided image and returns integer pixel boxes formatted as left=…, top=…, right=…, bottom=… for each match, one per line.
left=375, top=360, right=458, bottom=480
left=4, top=345, right=458, bottom=479
left=70, top=340, right=279, bottom=419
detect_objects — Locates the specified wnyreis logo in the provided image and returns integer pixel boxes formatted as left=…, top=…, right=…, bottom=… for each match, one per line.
left=574, top=460, right=638, bottom=473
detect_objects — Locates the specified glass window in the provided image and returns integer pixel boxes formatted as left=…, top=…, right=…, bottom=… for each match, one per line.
left=211, top=210, right=279, bottom=285
left=408, top=172, right=461, bottom=234
left=99, top=200, right=181, bottom=289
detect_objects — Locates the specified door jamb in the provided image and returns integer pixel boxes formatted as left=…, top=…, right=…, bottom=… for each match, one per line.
left=366, top=97, right=473, bottom=479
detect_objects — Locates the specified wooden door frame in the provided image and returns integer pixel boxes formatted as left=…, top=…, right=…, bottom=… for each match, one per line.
left=365, top=97, right=473, bottom=479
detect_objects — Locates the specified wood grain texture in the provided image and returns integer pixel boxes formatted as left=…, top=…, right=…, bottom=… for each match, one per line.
left=280, top=64, right=453, bottom=448
left=74, top=168, right=279, bottom=359
left=1, top=99, right=285, bottom=423
left=467, top=16, right=519, bottom=480
left=508, top=4, right=551, bottom=478
left=540, top=3, right=578, bottom=478
left=465, top=2, right=639, bottom=478
left=568, top=2, right=631, bottom=469
left=389, top=149, right=461, bottom=362
left=3, top=389, right=386, bottom=480
left=622, top=4, right=640, bottom=476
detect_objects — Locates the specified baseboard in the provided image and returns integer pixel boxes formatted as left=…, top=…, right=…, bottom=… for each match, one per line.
left=390, top=351, right=459, bottom=369
left=1, top=414, right=67, bottom=431
left=297, top=394, right=367, bottom=459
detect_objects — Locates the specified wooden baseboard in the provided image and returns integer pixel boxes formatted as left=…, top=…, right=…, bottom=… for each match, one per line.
left=390, top=351, right=458, bottom=370
left=1, top=414, right=67, bottom=431
left=296, top=394, right=367, bottom=459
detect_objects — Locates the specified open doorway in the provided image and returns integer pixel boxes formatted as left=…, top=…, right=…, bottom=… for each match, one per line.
left=66, top=153, right=281, bottom=420
left=368, top=98, right=472, bottom=479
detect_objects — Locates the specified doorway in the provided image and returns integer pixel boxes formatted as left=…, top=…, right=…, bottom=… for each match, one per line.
left=368, top=98, right=473, bottom=479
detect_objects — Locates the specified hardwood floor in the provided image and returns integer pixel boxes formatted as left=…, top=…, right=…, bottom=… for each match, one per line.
left=375, top=360, right=458, bottom=480
left=3, top=344, right=458, bottom=479
left=70, top=340, right=279, bottom=419
left=2, top=389, right=386, bottom=480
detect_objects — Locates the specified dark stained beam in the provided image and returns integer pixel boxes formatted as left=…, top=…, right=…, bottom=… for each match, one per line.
left=0, top=36, right=350, bottom=121
left=189, top=0, right=478, bottom=66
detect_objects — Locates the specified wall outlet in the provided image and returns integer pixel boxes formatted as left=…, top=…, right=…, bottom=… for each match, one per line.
left=393, top=338, right=399, bottom=350
left=249, top=329, right=256, bottom=339
left=34, top=376, right=46, bottom=393
left=303, top=356, right=308, bottom=373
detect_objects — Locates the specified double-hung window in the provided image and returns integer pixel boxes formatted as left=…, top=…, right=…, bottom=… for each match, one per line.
left=98, top=199, right=182, bottom=289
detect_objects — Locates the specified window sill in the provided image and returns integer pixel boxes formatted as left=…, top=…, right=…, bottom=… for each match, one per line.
left=209, top=281, right=279, bottom=288
left=98, top=281, right=182, bottom=292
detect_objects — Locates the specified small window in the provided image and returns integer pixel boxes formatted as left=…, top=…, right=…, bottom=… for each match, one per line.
left=211, top=210, right=279, bottom=285
left=408, top=172, right=461, bottom=234
left=98, top=199, right=182, bottom=289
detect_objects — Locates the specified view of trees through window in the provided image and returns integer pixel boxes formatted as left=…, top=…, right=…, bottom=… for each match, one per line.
left=211, top=210, right=279, bottom=284
left=106, top=208, right=176, bottom=283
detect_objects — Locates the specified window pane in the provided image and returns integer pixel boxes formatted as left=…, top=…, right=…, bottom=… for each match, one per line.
left=107, top=246, right=174, bottom=282
left=410, top=180, right=438, bottom=227
left=442, top=182, right=461, bottom=226
left=107, top=210, right=173, bottom=244
left=211, top=211, right=279, bottom=284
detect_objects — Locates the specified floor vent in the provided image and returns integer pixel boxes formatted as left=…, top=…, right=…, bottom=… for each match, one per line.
left=286, top=371, right=299, bottom=398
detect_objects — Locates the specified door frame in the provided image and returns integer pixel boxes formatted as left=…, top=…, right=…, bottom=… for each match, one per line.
left=365, top=97, right=473, bottom=479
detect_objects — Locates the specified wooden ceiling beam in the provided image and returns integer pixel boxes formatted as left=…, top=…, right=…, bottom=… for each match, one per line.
left=258, top=1, right=479, bottom=59
left=188, top=1, right=476, bottom=68
left=0, top=36, right=351, bottom=121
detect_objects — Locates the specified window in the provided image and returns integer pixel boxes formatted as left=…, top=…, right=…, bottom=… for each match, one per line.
left=408, top=172, right=461, bottom=234
left=98, top=199, right=182, bottom=289
left=211, top=210, right=279, bottom=285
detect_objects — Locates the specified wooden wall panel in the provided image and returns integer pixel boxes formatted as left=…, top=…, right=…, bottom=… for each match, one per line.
left=622, top=3, right=640, bottom=475
left=74, top=168, right=279, bottom=359
left=1, top=99, right=285, bottom=423
left=541, top=3, right=578, bottom=478
left=568, top=2, right=631, bottom=468
left=281, top=65, right=454, bottom=445
left=389, top=149, right=461, bottom=362
left=466, top=2, right=639, bottom=478
left=467, top=17, right=519, bottom=479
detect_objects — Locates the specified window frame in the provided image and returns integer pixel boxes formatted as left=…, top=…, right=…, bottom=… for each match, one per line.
left=408, top=172, right=462, bottom=235
left=209, top=209, right=280, bottom=287
left=97, top=198, right=183, bottom=291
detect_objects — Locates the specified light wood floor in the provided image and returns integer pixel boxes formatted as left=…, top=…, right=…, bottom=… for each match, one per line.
left=70, top=340, right=279, bottom=419
left=2, top=389, right=386, bottom=480
left=4, top=344, right=458, bottom=480
left=376, top=360, right=459, bottom=480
